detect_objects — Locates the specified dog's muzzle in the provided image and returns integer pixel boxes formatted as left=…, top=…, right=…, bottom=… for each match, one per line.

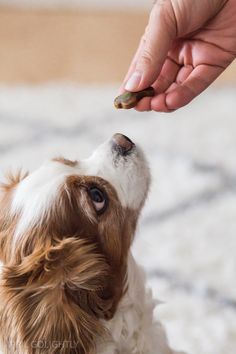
left=111, top=133, right=135, bottom=156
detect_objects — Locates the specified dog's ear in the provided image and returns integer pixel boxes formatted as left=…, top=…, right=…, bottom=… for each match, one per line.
left=1, top=238, right=112, bottom=354
left=0, top=170, right=28, bottom=231
left=0, top=171, right=29, bottom=262
left=5, top=237, right=109, bottom=289
left=0, top=170, right=28, bottom=191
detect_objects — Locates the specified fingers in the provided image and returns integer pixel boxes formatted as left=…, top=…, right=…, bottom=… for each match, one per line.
left=151, top=64, right=224, bottom=111
left=134, top=57, right=180, bottom=111
left=135, top=63, right=223, bottom=112
left=124, top=2, right=176, bottom=92
left=153, top=57, right=180, bottom=92
left=165, top=65, right=224, bottom=109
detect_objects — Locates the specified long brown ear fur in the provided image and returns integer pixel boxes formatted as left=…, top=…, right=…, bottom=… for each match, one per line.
left=0, top=170, right=28, bottom=191
left=1, top=238, right=111, bottom=354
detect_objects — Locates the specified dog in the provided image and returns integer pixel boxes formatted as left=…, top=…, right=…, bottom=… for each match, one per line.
left=0, top=133, right=184, bottom=354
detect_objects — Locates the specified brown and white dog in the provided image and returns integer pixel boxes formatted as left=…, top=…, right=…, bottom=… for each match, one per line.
left=0, top=134, right=183, bottom=354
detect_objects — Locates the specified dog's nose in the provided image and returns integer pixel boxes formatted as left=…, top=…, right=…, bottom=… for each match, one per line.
left=112, top=133, right=135, bottom=155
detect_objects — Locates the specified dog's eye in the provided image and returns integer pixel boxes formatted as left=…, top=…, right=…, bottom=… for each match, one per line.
left=89, top=187, right=107, bottom=214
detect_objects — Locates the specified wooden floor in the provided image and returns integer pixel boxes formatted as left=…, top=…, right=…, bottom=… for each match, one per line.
left=0, top=6, right=235, bottom=85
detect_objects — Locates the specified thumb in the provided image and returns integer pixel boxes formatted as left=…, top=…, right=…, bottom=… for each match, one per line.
left=125, top=2, right=176, bottom=92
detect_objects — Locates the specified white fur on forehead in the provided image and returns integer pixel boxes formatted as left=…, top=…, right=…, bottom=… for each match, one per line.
left=11, top=161, right=74, bottom=240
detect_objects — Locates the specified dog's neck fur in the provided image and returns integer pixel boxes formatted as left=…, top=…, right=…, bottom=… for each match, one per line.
left=98, top=253, right=174, bottom=354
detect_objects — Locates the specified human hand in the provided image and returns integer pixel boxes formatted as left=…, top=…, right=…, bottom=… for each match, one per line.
left=121, top=0, right=236, bottom=112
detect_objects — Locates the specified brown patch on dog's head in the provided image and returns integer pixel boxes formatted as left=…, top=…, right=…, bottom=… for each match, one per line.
left=53, top=157, right=78, bottom=167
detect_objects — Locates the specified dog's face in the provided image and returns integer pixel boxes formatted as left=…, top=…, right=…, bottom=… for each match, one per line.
left=0, top=134, right=150, bottom=354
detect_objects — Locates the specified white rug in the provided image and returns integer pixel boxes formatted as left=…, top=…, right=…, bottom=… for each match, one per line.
left=0, top=83, right=235, bottom=354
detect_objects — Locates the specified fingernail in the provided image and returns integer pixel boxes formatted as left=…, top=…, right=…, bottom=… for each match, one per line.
left=125, top=72, right=142, bottom=91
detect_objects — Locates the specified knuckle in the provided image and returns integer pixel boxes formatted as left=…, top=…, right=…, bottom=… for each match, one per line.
left=152, top=0, right=177, bottom=36
left=140, top=50, right=155, bottom=67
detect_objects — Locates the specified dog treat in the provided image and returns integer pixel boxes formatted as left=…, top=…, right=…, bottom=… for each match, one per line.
left=114, top=87, right=155, bottom=109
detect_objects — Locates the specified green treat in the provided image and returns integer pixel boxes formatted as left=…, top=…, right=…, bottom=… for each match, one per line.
left=114, top=87, right=155, bottom=109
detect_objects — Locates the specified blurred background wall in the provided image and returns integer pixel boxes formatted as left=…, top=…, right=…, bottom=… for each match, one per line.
left=0, top=1, right=148, bottom=84
left=0, top=0, right=235, bottom=85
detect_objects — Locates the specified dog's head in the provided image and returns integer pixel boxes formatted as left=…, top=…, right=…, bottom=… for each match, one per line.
left=0, top=134, right=150, bottom=353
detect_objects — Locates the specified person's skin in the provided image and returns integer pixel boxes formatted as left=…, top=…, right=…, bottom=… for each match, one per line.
left=120, top=0, right=236, bottom=112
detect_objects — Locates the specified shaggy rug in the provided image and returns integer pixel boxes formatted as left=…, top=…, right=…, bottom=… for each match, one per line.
left=0, top=83, right=235, bottom=354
